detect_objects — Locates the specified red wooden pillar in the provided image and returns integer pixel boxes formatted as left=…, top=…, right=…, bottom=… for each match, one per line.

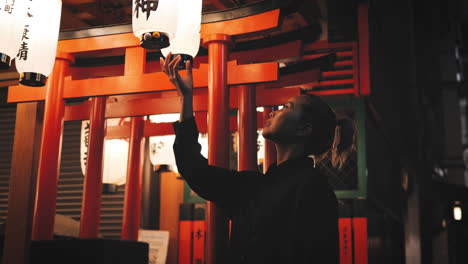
left=121, top=116, right=145, bottom=241
left=238, top=84, right=257, bottom=171
left=262, top=106, right=277, bottom=173
left=3, top=102, right=43, bottom=264
left=204, top=33, right=232, bottom=264
left=353, top=217, right=368, bottom=264
left=32, top=53, right=73, bottom=240
left=120, top=46, right=146, bottom=241
left=79, top=96, right=107, bottom=238
left=358, top=3, right=371, bottom=95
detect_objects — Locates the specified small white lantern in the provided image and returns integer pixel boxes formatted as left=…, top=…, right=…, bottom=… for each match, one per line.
left=15, top=0, right=62, bottom=87
left=132, top=0, right=178, bottom=50
left=161, top=0, right=202, bottom=69
left=0, top=0, right=28, bottom=69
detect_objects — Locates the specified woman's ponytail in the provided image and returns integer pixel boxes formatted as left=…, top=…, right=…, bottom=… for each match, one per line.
left=330, top=117, right=357, bottom=169
left=301, top=94, right=357, bottom=169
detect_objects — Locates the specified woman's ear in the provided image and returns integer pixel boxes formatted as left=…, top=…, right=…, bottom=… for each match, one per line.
left=296, top=122, right=313, bottom=137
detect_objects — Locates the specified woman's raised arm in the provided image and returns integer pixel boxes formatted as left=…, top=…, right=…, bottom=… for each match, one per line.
left=160, top=53, right=262, bottom=207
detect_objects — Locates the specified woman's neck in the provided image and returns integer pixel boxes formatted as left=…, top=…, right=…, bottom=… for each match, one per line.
left=275, top=143, right=306, bottom=165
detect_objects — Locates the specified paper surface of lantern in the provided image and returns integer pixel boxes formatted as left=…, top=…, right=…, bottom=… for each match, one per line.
left=80, top=119, right=129, bottom=189
left=0, top=0, right=28, bottom=69
left=15, top=0, right=62, bottom=87
left=149, top=133, right=208, bottom=172
left=161, top=0, right=202, bottom=69
left=132, top=0, right=178, bottom=50
left=101, top=139, right=129, bottom=186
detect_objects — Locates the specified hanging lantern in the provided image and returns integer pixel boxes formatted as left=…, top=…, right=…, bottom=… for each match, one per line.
left=0, top=0, right=28, bottom=69
left=132, top=0, right=178, bottom=50
left=148, top=113, right=208, bottom=172
left=80, top=119, right=129, bottom=194
left=15, top=0, right=62, bottom=87
left=161, top=0, right=202, bottom=69
left=101, top=139, right=129, bottom=192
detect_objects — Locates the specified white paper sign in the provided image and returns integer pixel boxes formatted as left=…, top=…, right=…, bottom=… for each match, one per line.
left=139, top=230, right=170, bottom=264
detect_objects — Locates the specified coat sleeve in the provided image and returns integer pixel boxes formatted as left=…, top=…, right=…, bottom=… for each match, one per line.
left=173, top=117, right=262, bottom=207
left=289, top=174, right=340, bottom=264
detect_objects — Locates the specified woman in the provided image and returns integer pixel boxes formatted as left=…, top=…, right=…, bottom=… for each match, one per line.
left=161, top=53, right=356, bottom=264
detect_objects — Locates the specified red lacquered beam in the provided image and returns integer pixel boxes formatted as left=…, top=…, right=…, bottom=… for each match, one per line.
left=334, top=60, right=353, bottom=67
left=317, top=79, right=354, bottom=87
left=321, top=70, right=354, bottom=77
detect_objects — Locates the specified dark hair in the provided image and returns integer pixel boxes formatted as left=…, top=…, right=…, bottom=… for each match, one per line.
left=300, top=94, right=357, bottom=169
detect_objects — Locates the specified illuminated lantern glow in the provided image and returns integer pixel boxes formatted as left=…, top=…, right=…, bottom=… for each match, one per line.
left=102, top=139, right=129, bottom=187
left=454, top=201, right=462, bottom=221
left=80, top=119, right=129, bottom=193
left=132, top=0, right=178, bottom=50
left=161, top=0, right=202, bottom=69
left=15, top=0, right=62, bottom=87
left=148, top=114, right=208, bottom=172
left=148, top=133, right=208, bottom=173
left=0, top=0, right=28, bottom=69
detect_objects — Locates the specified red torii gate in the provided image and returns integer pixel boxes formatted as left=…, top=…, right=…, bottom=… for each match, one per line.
left=4, top=8, right=285, bottom=264
left=3, top=4, right=371, bottom=264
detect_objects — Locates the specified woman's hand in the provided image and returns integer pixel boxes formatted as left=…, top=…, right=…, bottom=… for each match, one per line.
left=160, top=52, right=193, bottom=97
left=160, top=52, right=194, bottom=122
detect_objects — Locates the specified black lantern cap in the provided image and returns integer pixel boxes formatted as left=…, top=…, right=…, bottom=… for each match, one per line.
left=172, top=54, right=194, bottom=70
left=103, top=183, right=118, bottom=194
left=0, top=53, right=11, bottom=70
left=140, top=32, right=170, bottom=50
left=19, top=72, right=47, bottom=87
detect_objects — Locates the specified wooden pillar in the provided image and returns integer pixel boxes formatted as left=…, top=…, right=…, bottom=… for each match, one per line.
left=120, top=46, right=146, bottom=241
left=159, top=171, right=184, bottom=264
left=238, top=84, right=257, bottom=171
left=32, top=53, right=73, bottom=240
left=358, top=3, right=371, bottom=95
left=3, top=102, right=43, bottom=264
left=204, top=33, right=232, bottom=264
left=79, top=96, right=107, bottom=238
left=121, top=116, right=145, bottom=241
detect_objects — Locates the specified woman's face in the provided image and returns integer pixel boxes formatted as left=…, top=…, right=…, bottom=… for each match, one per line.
left=262, top=95, right=310, bottom=143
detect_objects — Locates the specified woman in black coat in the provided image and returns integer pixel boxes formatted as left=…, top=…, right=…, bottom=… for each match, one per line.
left=161, top=53, right=356, bottom=264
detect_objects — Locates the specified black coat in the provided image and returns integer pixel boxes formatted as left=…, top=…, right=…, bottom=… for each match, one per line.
left=173, top=117, right=339, bottom=264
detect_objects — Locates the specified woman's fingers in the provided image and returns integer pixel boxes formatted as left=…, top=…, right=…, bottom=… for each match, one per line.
left=160, top=57, right=166, bottom=73
left=161, top=52, right=172, bottom=74
left=168, top=55, right=181, bottom=70
left=167, top=55, right=181, bottom=80
left=165, top=52, right=172, bottom=65
left=186, top=60, right=192, bottom=79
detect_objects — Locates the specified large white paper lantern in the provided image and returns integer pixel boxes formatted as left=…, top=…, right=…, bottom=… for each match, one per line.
left=132, top=0, right=178, bottom=50
left=161, top=0, right=202, bottom=69
left=0, top=0, right=28, bottom=69
left=15, top=0, right=62, bottom=87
